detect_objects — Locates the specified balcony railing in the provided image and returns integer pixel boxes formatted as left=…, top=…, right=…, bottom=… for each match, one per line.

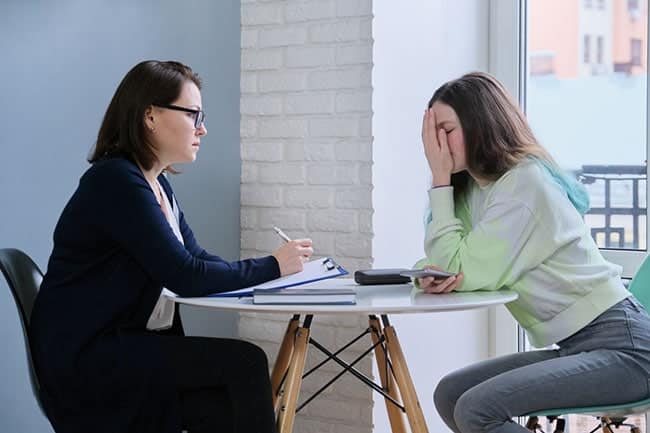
left=576, top=164, right=647, bottom=249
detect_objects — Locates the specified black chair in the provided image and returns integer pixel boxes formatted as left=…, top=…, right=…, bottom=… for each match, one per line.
left=0, top=248, right=51, bottom=423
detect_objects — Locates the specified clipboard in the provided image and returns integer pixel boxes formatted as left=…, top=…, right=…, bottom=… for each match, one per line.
left=209, top=257, right=348, bottom=297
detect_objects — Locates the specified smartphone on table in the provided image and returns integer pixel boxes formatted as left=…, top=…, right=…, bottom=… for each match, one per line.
left=399, top=269, right=457, bottom=279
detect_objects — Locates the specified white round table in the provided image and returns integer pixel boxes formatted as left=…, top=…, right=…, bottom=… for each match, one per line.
left=173, top=277, right=518, bottom=315
left=173, top=278, right=518, bottom=433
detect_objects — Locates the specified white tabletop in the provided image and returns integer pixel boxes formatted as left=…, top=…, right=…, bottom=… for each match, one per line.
left=173, top=278, right=518, bottom=315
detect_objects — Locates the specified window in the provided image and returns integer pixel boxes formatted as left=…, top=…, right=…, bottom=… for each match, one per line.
left=632, top=37, right=643, bottom=65
left=585, top=0, right=593, bottom=8
left=597, top=35, right=604, bottom=63
left=530, top=52, right=555, bottom=75
left=598, top=0, right=606, bottom=10
left=630, top=0, right=643, bottom=20
left=527, top=0, right=648, bottom=254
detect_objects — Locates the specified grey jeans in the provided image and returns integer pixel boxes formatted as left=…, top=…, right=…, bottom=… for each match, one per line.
left=434, top=296, right=650, bottom=433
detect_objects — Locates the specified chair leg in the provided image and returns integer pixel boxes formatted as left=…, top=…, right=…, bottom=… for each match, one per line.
left=526, top=416, right=541, bottom=432
left=552, top=417, right=565, bottom=433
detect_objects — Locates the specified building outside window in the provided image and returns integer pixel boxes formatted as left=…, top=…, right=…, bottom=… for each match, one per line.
left=632, top=37, right=643, bottom=65
left=597, top=35, right=604, bottom=63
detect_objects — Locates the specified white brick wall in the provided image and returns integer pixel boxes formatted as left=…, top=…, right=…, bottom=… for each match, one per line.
left=240, top=1, right=374, bottom=432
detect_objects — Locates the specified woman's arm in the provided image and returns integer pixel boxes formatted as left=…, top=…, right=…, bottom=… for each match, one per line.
left=87, top=159, right=280, bottom=297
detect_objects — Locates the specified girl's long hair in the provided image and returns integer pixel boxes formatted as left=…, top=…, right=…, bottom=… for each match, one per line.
left=428, top=71, right=589, bottom=215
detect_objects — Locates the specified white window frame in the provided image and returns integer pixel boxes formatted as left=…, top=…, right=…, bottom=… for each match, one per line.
left=487, top=0, right=650, bottom=357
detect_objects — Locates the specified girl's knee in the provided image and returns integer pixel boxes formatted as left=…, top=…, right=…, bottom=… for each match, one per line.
left=454, top=388, right=507, bottom=433
left=433, top=373, right=466, bottom=428
left=453, top=391, right=485, bottom=433
left=434, top=371, right=466, bottom=410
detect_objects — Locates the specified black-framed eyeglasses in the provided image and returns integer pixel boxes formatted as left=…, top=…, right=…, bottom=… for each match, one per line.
left=153, top=103, right=205, bottom=129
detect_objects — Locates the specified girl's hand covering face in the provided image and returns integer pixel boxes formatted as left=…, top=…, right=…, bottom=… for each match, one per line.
left=422, top=108, right=454, bottom=187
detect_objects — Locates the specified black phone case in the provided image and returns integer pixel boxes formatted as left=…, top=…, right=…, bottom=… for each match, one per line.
left=354, top=268, right=412, bottom=285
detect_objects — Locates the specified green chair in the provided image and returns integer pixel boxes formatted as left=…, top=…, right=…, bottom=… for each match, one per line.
left=525, top=256, right=650, bottom=433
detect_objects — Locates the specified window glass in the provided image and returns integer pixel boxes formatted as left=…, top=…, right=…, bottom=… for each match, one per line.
left=527, top=0, right=648, bottom=251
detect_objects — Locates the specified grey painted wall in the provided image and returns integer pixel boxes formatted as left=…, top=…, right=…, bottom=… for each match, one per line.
left=0, top=1, right=241, bottom=431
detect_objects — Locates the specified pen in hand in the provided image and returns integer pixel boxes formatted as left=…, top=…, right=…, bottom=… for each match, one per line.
left=273, top=226, right=292, bottom=243
left=271, top=227, right=314, bottom=275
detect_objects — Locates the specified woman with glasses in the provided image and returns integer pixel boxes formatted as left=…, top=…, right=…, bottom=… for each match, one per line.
left=29, top=60, right=310, bottom=433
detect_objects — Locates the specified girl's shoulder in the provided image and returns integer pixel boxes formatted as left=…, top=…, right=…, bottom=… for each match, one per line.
left=492, top=160, right=563, bottom=206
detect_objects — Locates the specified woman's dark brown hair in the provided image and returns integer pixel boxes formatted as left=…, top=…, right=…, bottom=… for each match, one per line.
left=89, top=60, right=202, bottom=171
left=428, top=71, right=555, bottom=199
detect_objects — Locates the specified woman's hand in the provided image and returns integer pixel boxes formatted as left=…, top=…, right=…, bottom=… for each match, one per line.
left=272, top=239, right=314, bottom=276
left=417, top=265, right=464, bottom=294
left=422, top=108, right=453, bottom=187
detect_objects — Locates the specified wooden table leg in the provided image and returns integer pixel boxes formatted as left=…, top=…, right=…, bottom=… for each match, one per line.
left=271, top=315, right=300, bottom=411
left=277, top=326, right=310, bottom=433
left=370, top=316, right=407, bottom=433
left=384, top=325, right=430, bottom=433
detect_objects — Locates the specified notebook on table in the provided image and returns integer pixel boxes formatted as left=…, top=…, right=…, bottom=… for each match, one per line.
left=253, top=287, right=356, bottom=305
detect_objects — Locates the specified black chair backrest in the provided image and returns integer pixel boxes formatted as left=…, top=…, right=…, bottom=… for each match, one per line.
left=0, top=248, right=47, bottom=414
left=0, top=248, right=43, bottom=328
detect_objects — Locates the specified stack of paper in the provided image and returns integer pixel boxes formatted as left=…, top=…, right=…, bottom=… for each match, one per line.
left=209, top=257, right=348, bottom=297
left=253, top=287, right=356, bottom=305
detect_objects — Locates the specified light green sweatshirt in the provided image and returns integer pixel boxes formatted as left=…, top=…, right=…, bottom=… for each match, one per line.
left=415, top=160, right=629, bottom=348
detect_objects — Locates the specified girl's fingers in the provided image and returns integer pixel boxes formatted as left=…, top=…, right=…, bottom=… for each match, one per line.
left=423, top=279, right=446, bottom=294
left=440, top=277, right=457, bottom=293
left=442, top=273, right=464, bottom=293
left=422, top=110, right=429, bottom=143
left=435, top=275, right=456, bottom=292
left=453, top=273, right=464, bottom=288
left=438, top=128, right=448, bottom=153
left=423, top=109, right=438, bottom=147
left=422, top=274, right=461, bottom=294
left=429, top=110, right=438, bottom=147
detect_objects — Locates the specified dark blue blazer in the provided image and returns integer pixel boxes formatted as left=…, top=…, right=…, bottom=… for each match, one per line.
left=30, top=157, right=280, bottom=433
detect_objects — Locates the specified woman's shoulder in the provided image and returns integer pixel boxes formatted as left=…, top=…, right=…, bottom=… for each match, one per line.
left=82, top=157, right=143, bottom=185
